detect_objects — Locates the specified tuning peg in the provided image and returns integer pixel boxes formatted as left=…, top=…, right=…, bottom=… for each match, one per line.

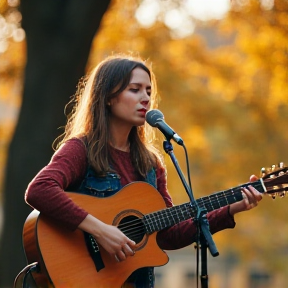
left=279, top=192, right=286, bottom=198
left=261, top=163, right=285, bottom=177
left=261, top=167, right=270, bottom=177
left=279, top=162, right=285, bottom=168
left=261, top=167, right=266, bottom=177
left=262, top=162, right=288, bottom=199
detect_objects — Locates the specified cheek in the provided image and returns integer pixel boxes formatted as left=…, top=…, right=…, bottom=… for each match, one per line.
left=110, top=93, right=138, bottom=116
left=118, top=96, right=137, bottom=111
left=110, top=102, right=133, bottom=118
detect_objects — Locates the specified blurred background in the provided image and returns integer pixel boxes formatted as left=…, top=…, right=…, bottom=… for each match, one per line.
left=1, top=0, right=288, bottom=287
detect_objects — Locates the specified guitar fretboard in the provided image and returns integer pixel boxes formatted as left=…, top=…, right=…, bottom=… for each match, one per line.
left=143, top=179, right=265, bottom=234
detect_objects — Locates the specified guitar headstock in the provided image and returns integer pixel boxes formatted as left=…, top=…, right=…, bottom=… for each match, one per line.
left=261, top=162, right=288, bottom=199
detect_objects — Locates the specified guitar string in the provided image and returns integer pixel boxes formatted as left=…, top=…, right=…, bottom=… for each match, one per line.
left=118, top=181, right=268, bottom=239
left=119, top=180, right=264, bottom=233
left=120, top=180, right=288, bottom=239
left=119, top=180, right=267, bottom=233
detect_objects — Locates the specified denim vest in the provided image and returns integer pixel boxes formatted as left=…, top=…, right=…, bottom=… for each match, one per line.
left=76, top=166, right=157, bottom=288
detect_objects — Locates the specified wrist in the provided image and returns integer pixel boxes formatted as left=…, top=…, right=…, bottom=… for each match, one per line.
left=229, top=201, right=245, bottom=216
left=228, top=205, right=234, bottom=217
left=78, top=214, right=103, bottom=237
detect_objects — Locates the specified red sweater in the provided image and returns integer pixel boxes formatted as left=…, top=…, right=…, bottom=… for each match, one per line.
left=25, top=138, right=235, bottom=250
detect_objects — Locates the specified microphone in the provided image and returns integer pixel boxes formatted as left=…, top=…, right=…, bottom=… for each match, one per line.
left=145, top=109, right=184, bottom=145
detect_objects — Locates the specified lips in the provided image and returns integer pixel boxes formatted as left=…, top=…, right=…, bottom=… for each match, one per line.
left=137, top=108, right=147, bottom=115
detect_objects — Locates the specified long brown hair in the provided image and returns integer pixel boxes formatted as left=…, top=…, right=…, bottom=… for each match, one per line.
left=55, top=54, right=162, bottom=177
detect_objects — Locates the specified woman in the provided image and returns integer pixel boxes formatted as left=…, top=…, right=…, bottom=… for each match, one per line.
left=25, top=54, right=262, bottom=287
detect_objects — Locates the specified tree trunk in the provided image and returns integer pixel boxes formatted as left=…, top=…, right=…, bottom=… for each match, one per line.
left=0, top=1, right=111, bottom=286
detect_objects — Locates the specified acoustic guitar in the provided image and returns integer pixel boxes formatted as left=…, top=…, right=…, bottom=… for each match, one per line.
left=22, top=163, right=288, bottom=287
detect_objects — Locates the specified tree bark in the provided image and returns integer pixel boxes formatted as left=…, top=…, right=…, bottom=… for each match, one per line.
left=0, top=1, right=111, bottom=286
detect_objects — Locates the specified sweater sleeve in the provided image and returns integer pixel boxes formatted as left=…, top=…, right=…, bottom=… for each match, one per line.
left=155, top=164, right=236, bottom=250
left=25, top=138, right=89, bottom=230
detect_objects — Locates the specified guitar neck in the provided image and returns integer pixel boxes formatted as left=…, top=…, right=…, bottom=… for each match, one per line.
left=143, top=179, right=266, bottom=234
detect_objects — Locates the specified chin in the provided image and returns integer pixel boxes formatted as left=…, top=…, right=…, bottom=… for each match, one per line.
left=134, top=119, right=145, bottom=127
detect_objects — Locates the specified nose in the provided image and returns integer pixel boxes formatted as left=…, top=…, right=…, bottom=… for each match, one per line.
left=141, top=91, right=150, bottom=106
left=141, top=98, right=149, bottom=108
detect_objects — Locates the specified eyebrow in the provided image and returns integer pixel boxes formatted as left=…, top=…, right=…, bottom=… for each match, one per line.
left=129, top=83, right=151, bottom=89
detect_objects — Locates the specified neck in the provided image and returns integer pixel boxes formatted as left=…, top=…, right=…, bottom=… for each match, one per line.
left=109, top=120, right=132, bottom=152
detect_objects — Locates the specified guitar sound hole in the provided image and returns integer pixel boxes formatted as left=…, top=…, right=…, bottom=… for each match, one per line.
left=118, top=215, right=145, bottom=244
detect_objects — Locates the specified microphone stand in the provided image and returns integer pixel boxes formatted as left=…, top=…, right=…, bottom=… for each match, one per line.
left=162, top=140, right=219, bottom=288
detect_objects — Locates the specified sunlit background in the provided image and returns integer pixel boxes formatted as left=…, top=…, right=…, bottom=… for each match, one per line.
left=1, top=0, right=288, bottom=287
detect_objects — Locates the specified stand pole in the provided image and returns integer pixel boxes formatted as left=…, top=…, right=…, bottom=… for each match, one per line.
left=200, top=233, right=208, bottom=288
left=162, top=140, right=219, bottom=288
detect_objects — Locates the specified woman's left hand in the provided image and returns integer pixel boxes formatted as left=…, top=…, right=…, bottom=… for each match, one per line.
left=229, top=175, right=263, bottom=216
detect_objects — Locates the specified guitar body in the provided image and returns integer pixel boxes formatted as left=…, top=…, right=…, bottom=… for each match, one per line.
left=23, top=182, right=169, bottom=288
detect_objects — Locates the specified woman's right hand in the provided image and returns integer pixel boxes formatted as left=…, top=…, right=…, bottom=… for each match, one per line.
left=78, top=214, right=136, bottom=262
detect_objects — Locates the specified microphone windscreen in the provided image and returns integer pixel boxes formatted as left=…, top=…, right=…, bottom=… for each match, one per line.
left=145, top=109, right=164, bottom=127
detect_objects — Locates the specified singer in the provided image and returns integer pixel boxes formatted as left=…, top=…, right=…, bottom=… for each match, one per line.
left=24, top=54, right=262, bottom=288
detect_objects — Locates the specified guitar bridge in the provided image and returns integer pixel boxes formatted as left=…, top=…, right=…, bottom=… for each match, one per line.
left=83, top=232, right=105, bottom=272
